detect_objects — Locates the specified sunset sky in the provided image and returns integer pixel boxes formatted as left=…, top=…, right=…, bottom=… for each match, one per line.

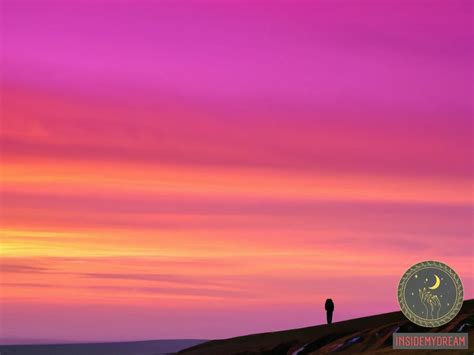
left=1, top=0, right=472, bottom=343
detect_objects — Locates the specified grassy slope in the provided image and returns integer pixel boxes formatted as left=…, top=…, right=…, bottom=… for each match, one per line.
left=180, top=299, right=474, bottom=354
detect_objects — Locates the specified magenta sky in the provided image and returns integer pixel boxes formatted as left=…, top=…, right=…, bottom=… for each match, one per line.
left=1, top=0, right=473, bottom=343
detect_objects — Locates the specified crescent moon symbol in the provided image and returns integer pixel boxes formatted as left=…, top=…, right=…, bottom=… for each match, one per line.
left=428, top=274, right=441, bottom=290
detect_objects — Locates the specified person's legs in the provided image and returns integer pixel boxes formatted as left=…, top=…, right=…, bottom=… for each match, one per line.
left=327, top=311, right=333, bottom=324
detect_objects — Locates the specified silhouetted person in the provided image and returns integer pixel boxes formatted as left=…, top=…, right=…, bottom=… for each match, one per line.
left=325, top=298, right=334, bottom=324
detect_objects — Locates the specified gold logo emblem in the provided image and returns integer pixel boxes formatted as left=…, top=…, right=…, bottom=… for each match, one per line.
left=397, top=261, right=463, bottom=327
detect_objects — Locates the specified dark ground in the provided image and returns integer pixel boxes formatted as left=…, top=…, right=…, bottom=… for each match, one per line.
left=179, top=299, right=474, bottom=354
left=1, top=301, right=472, bottom=355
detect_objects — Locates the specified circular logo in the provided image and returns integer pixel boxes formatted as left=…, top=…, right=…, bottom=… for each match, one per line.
left=397, top=261, right=463, bottom=327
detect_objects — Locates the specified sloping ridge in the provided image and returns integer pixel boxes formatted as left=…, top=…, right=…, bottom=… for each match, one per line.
left=180, top=299, right=474, bottom=354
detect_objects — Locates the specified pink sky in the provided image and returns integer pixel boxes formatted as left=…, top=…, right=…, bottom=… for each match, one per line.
left=1, top=0, right=472, bottom=343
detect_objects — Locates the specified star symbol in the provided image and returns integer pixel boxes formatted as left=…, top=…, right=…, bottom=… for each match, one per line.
left=415, top=274, right=418, bottom=279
